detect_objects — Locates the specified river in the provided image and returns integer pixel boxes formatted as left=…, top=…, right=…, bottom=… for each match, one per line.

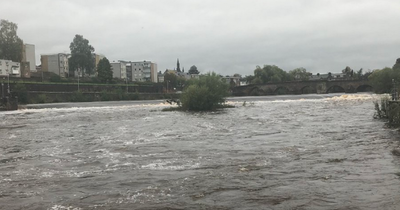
left=1, top=94, right=399, bottom=210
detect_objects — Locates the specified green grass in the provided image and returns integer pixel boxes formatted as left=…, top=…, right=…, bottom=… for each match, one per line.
left=12, top=80, right=144, bottom=86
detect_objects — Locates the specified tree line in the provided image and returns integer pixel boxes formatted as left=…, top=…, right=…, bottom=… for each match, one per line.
left=0, top=19, right=113, bottom=83
left=368, top=59, right=400, bottom=93
left=243, top=64, right=371, bottom=85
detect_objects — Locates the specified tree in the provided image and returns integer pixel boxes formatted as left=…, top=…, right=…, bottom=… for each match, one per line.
left=327, top=72, right=332, bottom=80
left=188, top=65, right=200, bottom=74
left=164, top=72, right=178, bottom=91
left=289, top=67, right=311, bottom=81
left=368, top=67, right=400, bottom=93
left=97, top=57, right=113, bottom=83
left=252, top=65, right=293, bottom=84
left=393, top=58, right=400, bottom=71
left=369, top=59, right=400, bottom=93
left=0, top=19, right=23, bottom=62
left=69, top=35, right=95, bottom=77
left=342, top=66, right=354, bottom=78
left=355, top=68, right=363, bottom=79
left=244, top=75, right=255, bottom=84
left=180, top=72, right=229, bottom=111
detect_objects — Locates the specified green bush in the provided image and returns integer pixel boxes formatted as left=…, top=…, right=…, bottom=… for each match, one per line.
left=12, top=83, right=28, bottom=104
left=114, top=88, right=126, bottom=100
left=374, top=96, right=389, bottom=119
left=70, top=91, right=86, bottom=102
left=49, top=74, right=62, bottom=83
left=91, top=77, right=101, bottom=84
left=387, top=102, right=400, bottom=126
left=100, top=90, right=112, bottom=101
left=37, top=94, right=47, bottom=103
left=180, top=72, right=229, bottom=111
left=129, top=93, right=140, bottom=100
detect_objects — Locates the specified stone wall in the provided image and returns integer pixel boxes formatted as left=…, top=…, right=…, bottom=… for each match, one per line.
left=2, top=82, right=163, bottom=93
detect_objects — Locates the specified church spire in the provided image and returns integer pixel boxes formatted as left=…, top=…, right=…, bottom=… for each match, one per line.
left=177, top=59, right=181, bottom=72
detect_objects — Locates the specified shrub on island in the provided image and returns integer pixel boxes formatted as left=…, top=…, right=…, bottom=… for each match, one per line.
left=165, top=72, right=231, bottom=111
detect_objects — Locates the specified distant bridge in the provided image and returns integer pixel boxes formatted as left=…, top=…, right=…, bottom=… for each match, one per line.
left=232, top=80, right=373, bottom=96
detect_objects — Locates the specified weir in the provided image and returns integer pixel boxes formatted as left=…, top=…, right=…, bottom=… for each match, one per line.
left=232, top=79, right=372, bottom=96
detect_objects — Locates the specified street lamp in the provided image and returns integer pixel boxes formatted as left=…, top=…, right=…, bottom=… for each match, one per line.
left=7, top=71, right=10, bottom=95
left=125, top=74, right=128, bottom=93
left=77, top=69, right=80, bottom=92
left=1, top=78, right=4, bottom=98
left=167, top=80, right=170, bottom=93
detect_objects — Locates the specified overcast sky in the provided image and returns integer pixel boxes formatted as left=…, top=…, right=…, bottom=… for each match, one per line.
left=3, top=0, right=400, bottom=75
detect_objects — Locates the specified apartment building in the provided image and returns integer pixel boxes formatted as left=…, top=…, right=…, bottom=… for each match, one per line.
left=110, top=61, right=127, bottom=80
left=22, top=44, right=36, bottom=72
left=129, top=61, right=158, bottom=82
left=0, top=60, right=21, bottom=77
left=94, top=53, right=105, bottom=72
left=41, top=53, right=69, bottom=77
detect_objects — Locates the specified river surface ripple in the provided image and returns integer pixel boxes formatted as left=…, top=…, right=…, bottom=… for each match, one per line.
left=1, top=94, right=400, bottom=210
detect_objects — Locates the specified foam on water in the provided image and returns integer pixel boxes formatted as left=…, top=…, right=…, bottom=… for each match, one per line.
left=325, top=94, right=375, bottom=101
left=1, top=102, right=172, bottom=116
left=49, top=205, right=82, bottom=210
left=141, top=159, right=200, bottom=170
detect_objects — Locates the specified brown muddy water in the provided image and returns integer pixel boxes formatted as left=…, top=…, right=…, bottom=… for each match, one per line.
left=0, top=94, right=400, bottom=210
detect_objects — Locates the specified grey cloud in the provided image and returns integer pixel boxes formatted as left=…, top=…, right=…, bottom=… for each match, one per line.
left=2, top=0, right=400, bottom=76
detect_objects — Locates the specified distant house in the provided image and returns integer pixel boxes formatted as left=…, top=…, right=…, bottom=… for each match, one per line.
left=309, top=72, right=346, bottom=81
left=158, top=71, right=164, bottom=83
left=190, top=74, right=199, bottom=79
left=309, top=73, right=329, bottom=80
left=0, top=60, right=21, bottom=77
left=163, top=69, right=199, bottom=80
left=239, top=78, right=248, bottom=86
left=222, top=75, right=241, bottom=87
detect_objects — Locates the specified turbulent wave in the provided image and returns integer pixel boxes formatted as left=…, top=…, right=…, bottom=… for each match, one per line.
left=325, top=94, right=375, bottom=101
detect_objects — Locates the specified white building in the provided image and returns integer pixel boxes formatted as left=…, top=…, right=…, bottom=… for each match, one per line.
left=309, top=72, right=346, bottom=81
left=222, top=76, right=241, bottom=87
left=41, top=53, right=69, bottom=77
left=0, top=60, right=21, bottom=77
left=111, top=61, right=127, bottom=80
left=22, top=44, right=36, bottom=72
left=130, top=61, right=158, bottom=82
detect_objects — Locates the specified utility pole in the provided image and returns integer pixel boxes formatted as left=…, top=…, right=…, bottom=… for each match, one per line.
left=126, top=75, right=128, bottom=93
left=7, top=72, right=10, bottom=95
left=392, top=79, right=398, bottom=101
left=78, top=69, right=80, bottom=92
left=1, top=78, right=4, bottom=98
left=167, top=80, right=169, bottom=93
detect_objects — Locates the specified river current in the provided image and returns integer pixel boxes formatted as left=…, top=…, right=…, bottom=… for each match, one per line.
left=1, top=94, right=400, bottom=210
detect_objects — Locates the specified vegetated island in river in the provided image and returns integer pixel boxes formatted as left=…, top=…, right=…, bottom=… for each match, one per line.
left=163, top=72, right=234, bottom=112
